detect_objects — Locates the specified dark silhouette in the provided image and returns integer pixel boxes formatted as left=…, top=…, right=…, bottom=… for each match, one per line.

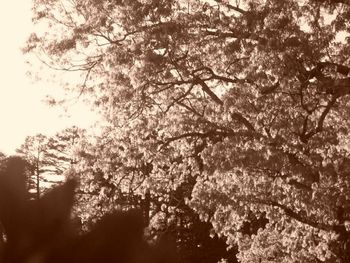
left=0, top=156, right=177, bottom=263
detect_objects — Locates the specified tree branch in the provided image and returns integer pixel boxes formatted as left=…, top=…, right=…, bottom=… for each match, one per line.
left=301, top=96, right=337, bottom=142
left=161, top=131, right=234, bottom=149
left=253, top=199, right=334, bottom=231
left=213, top=0, right=247, bottom=14
left=231, top=112, right=255, bottom=131
left=195, top=78, right=224, bottom=105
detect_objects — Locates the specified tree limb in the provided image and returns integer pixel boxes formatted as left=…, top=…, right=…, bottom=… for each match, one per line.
left=301, top=96, right=337, bottom=142
left=195, top=78, right=224, bottom=105
left=231, top=112, right=255, bottom=131
left=253, top=199, right=334, bottom=231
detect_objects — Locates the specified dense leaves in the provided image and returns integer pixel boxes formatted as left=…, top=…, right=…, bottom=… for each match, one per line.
left=71, top=130, right=237, bottom=262
left=26, top=0, right=350, bottom=262
left=44, top=126, right=85, bottom=176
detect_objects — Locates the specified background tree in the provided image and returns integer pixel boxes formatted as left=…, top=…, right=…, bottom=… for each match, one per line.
left=44, top=126, right=85, bottom=176
left=16, top=134, right=49, bottom=200
left=26, top=0, right=350, bottom=262
left=0, top=152, right=5, bottom=162
left=0, top=157, right=175, bottom=263
left=16, top=127, right=86, bottom=199
left=0, top=156, right=32, bottom=248
left=0, top=153, right=4, bottom=246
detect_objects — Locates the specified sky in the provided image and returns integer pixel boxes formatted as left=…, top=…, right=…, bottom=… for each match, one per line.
left=0, top=1, right=99, bottom=155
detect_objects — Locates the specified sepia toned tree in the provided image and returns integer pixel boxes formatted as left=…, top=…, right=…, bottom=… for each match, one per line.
left=44, top=126, right=85, bottom=176
left=0, top=155, right=177, bottom=263
left=0, top=156, right=31, bottom=250
left=16, top=134, right=49, bottom=200
left=26, top=0, right=350, bottom=262
left=16, top=127, right=85, bottom=200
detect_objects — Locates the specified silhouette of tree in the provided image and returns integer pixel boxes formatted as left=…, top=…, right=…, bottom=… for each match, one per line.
left=0, top=156, right=34, bottom=199
left=0, top=153, right=7, bottom=249
left=0, top=159, right=176, bottom=263
left=0, top=156, right=32, bottom=249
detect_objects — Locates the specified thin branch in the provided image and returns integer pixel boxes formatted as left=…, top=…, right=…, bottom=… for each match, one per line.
left=161, top=130, right=234, bottom=149
left=164, top=84, right=195, bottom=113
left=253, top=199, right=334, bottom=231
left=176, top=101, right=204, bottom=117
left=195, top=78, right=223, bottom=105
left=231, top=112, right=255, bottom=131
left=301, top=96, right=337, bottom=142
left=213, top=0, right=247, bottom=14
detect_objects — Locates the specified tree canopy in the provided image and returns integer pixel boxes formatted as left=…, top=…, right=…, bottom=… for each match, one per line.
left=25, top=0, right=350, bottom=262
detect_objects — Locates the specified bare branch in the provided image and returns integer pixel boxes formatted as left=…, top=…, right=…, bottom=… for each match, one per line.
left=195, top=78, right=224, bottom=105
left=231, top=112, right=255, bottom=131
left=213, top=0, right=247, bottom=14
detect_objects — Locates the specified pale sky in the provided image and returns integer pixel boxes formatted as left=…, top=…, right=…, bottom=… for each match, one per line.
left=0, top=1, right=99, bottom=155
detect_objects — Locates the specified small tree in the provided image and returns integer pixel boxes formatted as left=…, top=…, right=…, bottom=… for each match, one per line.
left=44, top=126, right=85, bottom=176
left=16, top=134, right=49, bottom=200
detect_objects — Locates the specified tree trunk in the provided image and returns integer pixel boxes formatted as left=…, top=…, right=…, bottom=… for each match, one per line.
left=142, top=190, right=151, bottom=226
left=36, top=154, right=40, bottom=201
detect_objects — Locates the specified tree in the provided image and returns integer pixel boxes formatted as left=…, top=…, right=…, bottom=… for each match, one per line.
left=44, top=126, right=85, bottom=176
left=0, top=161, right=175, bottom=263
left=26, top=0, right=350, bottom=262
left=0, top=156, right=32, bottom=248
left=16, top=134, right=49, bottom=200
left=0, top=152, right=5, bottom=247
left=16, top=128, right=85, bottom=199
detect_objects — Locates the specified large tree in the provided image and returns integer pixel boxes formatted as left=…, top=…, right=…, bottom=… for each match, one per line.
left=26, top=0, right=350, bottom=262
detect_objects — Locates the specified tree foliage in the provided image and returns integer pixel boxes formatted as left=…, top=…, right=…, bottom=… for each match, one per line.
left=45, top=126, right=85, bottom=175
left=26, top=0, right=350, bottom=262
left=71, top=129, right=237, bottom=262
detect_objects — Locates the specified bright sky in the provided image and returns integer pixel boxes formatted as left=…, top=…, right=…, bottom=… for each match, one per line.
left=0, top=1, right=99, bottom=155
